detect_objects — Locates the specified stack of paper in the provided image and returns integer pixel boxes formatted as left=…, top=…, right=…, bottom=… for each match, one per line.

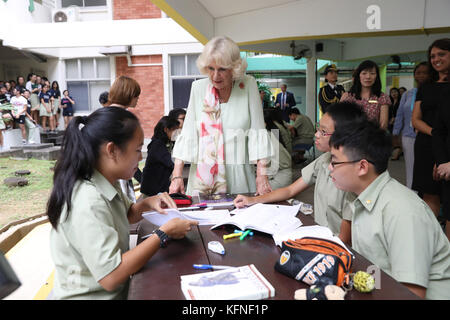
left=142, top=209, right=230, bottom=226
left=211, top=203, right=302, bottom=235
left=181, top=264, right=275, bottom=300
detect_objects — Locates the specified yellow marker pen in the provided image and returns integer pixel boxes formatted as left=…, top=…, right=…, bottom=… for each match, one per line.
left=223, top=232, right=243, bottom=240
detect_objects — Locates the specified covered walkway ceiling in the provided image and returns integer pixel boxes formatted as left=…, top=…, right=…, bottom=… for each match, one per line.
left=151, top=0, right=450, bottom=62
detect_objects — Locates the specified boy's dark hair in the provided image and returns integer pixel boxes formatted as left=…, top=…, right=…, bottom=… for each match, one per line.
left=288, top=107, right=300, bottom=115
left=329, top=120, right=392, bottom=174
left=350, top=60, right=382, bottom=99
left=99, top=91, right=109, bottom=105
left=47, top=107, right=140, bottom=229
left=263, top=108, right=288, bottom=150
left=153, top=116, right=180, bottom=144
left=168, top=108, right=186, bottom=121
left=325, top=101, right=368, bottom=130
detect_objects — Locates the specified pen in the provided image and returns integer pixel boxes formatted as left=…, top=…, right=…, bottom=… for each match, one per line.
left=234, top=229, right=254, bottom=236
left=178, top=206, right=201, bottom=211
left=193, top=264, right=234, bottom=270
left=223, top=232, right=242, bottom=240
left=240, top=229, right=252, bottom=241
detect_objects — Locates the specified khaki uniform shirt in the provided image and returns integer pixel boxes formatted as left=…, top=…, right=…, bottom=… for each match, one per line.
left=50, top=170, right=133, bottom=300
left=267, top=131, right=292, bottom=190
left=349, top=171, right=450, bottom=300
left=301, top=152, right=352, bottom=234
left=292, top=114, right=315, bottom=145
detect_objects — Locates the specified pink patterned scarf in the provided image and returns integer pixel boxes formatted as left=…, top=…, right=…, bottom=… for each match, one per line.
left=194, top=83, right=227, bottom=194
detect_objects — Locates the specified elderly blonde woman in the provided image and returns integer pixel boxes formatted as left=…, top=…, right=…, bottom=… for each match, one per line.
left=169, top=36, right=273, bottom=195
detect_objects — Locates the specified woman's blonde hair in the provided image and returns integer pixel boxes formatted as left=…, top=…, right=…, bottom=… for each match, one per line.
left=107, top=75, right=141, bottom=107
left=196, top=36, right=247, bottom=80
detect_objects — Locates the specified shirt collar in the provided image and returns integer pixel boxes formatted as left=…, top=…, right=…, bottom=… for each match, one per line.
left=355, top=171, right=391, bottom=212
left=90, top=169, right=119, bottom=202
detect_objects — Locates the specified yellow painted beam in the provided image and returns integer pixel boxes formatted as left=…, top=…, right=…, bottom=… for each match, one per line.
left=151, top=0, right=209, bottom=44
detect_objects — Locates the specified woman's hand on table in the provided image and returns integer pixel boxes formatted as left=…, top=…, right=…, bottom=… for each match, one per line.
left=160, top=218, right=198, bottom=239
left=255, top=175, right=272, bottom=196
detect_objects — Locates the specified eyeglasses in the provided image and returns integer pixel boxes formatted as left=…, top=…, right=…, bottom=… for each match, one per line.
left=330, top=159, right=375, bottom=169
left=315, top=123, right=333, bottom=137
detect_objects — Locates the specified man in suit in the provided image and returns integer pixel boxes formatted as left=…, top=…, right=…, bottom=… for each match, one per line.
left=318, top=64, right=345, bottom=114
left=275, top=84, right=296, bottom=122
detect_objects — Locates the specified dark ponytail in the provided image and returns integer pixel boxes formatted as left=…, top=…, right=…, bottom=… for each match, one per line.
left=47, top=107, right=140, bottom=229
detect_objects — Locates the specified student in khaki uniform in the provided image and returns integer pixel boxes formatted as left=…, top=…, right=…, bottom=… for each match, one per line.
left=329, top=121, right=450, bottom=299
left=287, top=107, right=315, bottom=163
left=47, top=107, right=198, bottom=300
left=234, top=102, right=368, bottom=243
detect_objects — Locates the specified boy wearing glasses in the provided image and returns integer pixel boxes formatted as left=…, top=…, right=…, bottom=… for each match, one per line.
left=329, top=121, right=450, bottom=300
left=234, top=102, right=367, bottom=243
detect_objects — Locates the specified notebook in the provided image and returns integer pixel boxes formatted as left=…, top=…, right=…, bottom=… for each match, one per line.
left=211, top=203, right=302, bottom=235
left=181, top=264, right=275, bottom=300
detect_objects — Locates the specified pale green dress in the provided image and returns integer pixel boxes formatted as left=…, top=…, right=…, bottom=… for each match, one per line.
left=172, top=75, right=273, bottom=194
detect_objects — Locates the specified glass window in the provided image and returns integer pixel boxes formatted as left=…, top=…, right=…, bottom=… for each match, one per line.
left=65, top=59, right=79, bottom=79
left=62, top=0, right=106, bottom=7
left=171, top=56, right=185, bottom=76
left=84, top=0, right=107, bottom=6
left=172, top=78, right=196, bottom=109
left=62, top=0, right=83, bottom=7
left=187, top=54, right=200, bottom=75
left=96, top=58, right=110, bottom=79
left=67, top=82, right=89, bottom=112
left=65, top=58, right=110, bottom=112
left=89, top=81, right=110, bottom=111
left=81, top=59, right=95, bottom=79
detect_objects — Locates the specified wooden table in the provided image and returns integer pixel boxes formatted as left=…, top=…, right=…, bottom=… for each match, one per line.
left=127, top=207, right=420, bottom=300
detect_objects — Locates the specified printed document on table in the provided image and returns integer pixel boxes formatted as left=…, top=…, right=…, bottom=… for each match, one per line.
left=142, top=209, right=231, bottom=226
left=181, top=264, right=275, bottom=300
left=212, top=203, right=302, bottom=235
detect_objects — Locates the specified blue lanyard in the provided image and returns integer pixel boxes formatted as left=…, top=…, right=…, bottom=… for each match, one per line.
left=410, top=88, right=417, bottom=112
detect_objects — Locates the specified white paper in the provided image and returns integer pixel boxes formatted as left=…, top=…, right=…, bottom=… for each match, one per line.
left=142, top=209, right=231, bottom=226
left=142, top=209, right=186, bottom=227
left=211, top=203, right=302, bottom=235
left=181, top=209, right=230, bottom=226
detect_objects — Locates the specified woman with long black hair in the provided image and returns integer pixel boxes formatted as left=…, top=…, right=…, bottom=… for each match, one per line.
left=428, top=38, right=450, bottom=240
left=47, top=107, right=197, bottom=299
left=341, top=60, right=391, bottom=130
left=412, top=38, right=450, bottom=222
left=140, top=116, right=180, bottom=197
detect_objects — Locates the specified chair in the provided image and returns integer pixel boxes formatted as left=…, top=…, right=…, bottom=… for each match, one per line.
left=292, top=143, right=315, bottom=161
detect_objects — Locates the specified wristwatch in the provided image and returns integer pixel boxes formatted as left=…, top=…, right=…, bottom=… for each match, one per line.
left=152, top=228, right=170, bottom=248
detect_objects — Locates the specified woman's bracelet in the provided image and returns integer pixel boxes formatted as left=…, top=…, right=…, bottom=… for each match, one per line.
left=171, top=176, right=183, bottom=181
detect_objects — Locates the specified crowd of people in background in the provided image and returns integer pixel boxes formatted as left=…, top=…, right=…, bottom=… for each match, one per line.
left=0, top=73, right=76, bottom=147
